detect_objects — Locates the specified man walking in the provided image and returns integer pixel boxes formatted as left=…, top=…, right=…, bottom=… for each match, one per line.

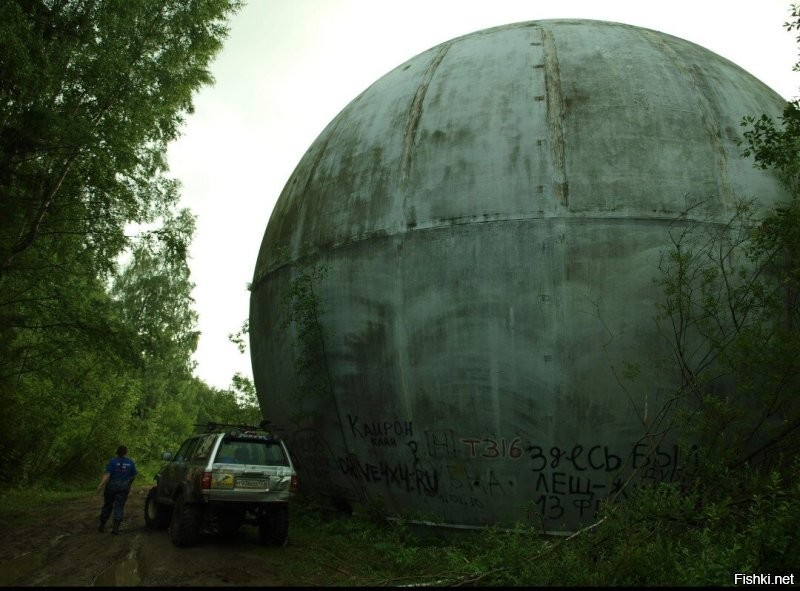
left=96, top=445, right=138, bottom=535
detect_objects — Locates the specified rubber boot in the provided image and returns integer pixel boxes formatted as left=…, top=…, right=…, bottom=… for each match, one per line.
left=98, top=517, right=106, bottom=533
left=111, top=519, right=121, bottom=535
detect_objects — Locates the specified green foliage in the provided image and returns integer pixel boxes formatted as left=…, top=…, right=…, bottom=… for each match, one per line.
left=286, top=502, right=471, bottom=585
left=655, top=4, right=800, bottom=482
left=112, top=209, right=199, bottom=369
left=287, top=490, right=794, bottom=586
left=655, top=198, right=800, bottom=480
left=0, top=485, right=94, bottom=518
left=195, top=373, right=262, bottom=428
left=0, top=0, right=245, bottom=485
left=0, top=0, right=242, bottom=278
left=228, top=318, right=249, bottom=354
left=280, top=263, right=333, bottom=425
left=740, top=3, right=800, bottom=194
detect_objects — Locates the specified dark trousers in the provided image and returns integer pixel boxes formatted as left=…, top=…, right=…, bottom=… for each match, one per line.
left=100, top=486, right=130, bottom=522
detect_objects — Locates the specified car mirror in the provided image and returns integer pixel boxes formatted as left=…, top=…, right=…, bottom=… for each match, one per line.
left=162, top=451, right=173, bottom=461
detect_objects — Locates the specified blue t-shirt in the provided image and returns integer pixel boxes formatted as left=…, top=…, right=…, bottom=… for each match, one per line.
left=105, top=456, right=137, bottom=489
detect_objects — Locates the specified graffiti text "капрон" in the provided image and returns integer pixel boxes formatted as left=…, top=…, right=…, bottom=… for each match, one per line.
left=347, top=414, right=413, bottom=444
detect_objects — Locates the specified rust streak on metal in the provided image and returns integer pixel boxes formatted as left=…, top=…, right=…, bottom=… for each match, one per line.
left=541, top=27, right=569, bottom=207
left=400, top=44, right=450, bottom=186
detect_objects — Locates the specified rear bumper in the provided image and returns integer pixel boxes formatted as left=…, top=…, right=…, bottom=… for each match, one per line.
left=202, top=489, right=293, bottom=504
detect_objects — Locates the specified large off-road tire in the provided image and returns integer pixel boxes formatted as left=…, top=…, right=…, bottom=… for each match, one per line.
left=144, top=487, right=171, bottom=530
left=169, top=492, right=201, bottom=547
left=258, top=504, right=289, bottom=546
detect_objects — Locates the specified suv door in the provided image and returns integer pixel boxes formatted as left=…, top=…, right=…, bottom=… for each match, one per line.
left=160, top=437, right=200, bottom=499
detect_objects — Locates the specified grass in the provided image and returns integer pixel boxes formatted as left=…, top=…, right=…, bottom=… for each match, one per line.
left=283, top=501, right=494, bottom=586
left=0, top=458, right=165, bottom=517
left=0, top=481, right=95, bottom=516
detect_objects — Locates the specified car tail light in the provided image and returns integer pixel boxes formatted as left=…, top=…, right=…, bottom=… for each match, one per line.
left=289, top=475, right=298, bottom=493
left=201, top=471, right=212, bottom=489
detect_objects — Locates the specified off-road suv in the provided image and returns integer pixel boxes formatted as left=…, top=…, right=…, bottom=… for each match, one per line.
left=144, top=421, right=297, bottom=547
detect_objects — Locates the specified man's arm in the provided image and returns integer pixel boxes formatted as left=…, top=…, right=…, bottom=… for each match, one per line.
left=96, top=472, right=109, bottom=494
left=127, top=460, right=138, bottom=489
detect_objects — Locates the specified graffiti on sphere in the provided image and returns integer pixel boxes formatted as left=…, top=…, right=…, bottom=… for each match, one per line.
left=291, top=413, right=684, bottom=525
left=337, top=455, right=439, bottom=495
left=347, top=413, right=413, bottom=448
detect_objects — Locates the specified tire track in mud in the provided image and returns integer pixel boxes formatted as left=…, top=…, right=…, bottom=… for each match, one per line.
left=0, top=485, right=291, bottom=586
left=92, top=532, right=143, bottom=586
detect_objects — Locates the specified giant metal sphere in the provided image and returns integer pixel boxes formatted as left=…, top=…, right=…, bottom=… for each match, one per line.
left=250, top=20, right=788, bottom=531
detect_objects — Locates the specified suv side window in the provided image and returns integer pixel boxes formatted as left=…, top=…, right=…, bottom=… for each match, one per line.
left=193, top=434, right=217, bottom=461
left=174, top=438, right=199, bottom=462
left=215, top=441, right=239, bottom=464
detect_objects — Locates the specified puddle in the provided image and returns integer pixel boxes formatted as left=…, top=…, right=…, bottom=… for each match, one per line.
left=93, top=556, right=141, bottom=586
left=93, top=540, right=142, bottom=587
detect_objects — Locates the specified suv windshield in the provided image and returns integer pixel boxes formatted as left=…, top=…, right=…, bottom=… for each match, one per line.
left=214, top=438, right=289, bottom=466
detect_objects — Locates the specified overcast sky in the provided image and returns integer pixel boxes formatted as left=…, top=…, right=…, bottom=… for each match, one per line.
left=166, top=0, right=800, bottom=390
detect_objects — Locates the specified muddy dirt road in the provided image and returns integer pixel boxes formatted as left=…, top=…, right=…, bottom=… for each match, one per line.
left=0, top=484, right=335, bottom=586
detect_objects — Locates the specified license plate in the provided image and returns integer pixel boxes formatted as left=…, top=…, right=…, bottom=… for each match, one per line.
left=236, top=478, right=268, bottom=489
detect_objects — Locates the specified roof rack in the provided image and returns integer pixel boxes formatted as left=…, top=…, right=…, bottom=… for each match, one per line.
left=194, top=420, right=275, bottom=434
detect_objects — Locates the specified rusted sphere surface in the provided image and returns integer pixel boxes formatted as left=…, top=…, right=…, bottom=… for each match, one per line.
left=250, top=20, right=788, bottom=531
